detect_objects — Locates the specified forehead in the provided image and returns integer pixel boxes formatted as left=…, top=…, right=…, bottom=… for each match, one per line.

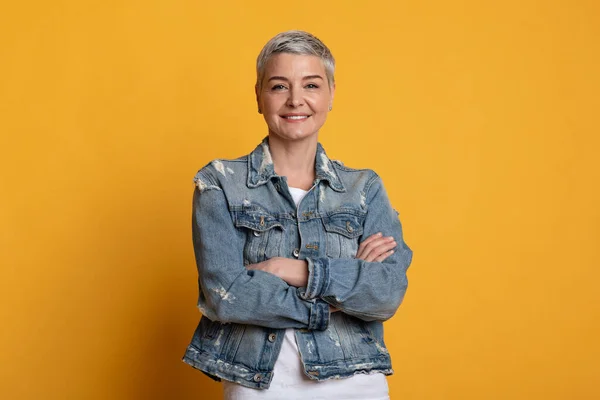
left=263, top=53, right=326, bottom=78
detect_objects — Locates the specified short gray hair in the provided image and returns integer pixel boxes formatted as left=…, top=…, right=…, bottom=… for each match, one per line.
left=256, top=30, right=335, bottom=90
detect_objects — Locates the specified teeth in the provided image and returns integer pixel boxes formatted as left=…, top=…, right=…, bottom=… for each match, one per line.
left=285, top=115, right=308, bottom=120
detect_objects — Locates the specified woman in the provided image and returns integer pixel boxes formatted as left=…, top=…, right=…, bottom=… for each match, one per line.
left=182, top=31, right=413, bottom=400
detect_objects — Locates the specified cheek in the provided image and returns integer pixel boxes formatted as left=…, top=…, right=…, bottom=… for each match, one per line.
left=263, top=95, right=285, bottom=113
left=307, top=96, right=330, bottom=112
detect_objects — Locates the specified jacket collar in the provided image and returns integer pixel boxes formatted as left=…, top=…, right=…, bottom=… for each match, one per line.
left=247, top=137, right=345, bottom=192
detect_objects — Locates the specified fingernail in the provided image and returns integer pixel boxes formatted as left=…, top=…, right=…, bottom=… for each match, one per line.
left=377, top=232, right=383, bottom=237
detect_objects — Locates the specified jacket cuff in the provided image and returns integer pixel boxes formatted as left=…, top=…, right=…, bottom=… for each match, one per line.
left=307, top=297, right=330, bottom=331
left=302, top=257, right=330, bottom=300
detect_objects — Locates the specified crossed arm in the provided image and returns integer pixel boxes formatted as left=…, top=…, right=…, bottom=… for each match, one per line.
left=193, top=166, right=412, bottom=327
left=246, top=174, right=412, bottom=321
left=246, top=233, right=398, bottom=308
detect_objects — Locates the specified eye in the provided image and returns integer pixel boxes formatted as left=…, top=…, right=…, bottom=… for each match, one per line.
left=305, top=83, right=319, bottom=89
left=271, top=84, right=287, bottom=91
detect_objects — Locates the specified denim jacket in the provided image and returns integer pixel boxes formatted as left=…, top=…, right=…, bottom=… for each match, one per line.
left=182, top=138, right=413, bottom=389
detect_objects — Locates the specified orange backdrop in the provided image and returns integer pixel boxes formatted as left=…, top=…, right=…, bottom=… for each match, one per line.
left=1, top=1, right=599, bottom=399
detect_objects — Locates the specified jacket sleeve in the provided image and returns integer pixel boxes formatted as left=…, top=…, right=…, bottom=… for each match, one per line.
left=192, top=166, right=330, bottom=331
left=301, top=173, right=413, bottom=322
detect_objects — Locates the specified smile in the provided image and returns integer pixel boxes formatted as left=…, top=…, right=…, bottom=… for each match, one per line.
left=282, top=115, right=309, bottom=120
left=281, top=115, right=310, bottom=121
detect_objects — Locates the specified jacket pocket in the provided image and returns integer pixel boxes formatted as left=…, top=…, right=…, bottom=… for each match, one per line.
left=322, top=210, right=365, bottom=258
left=233, top=209, right=285, bottom=264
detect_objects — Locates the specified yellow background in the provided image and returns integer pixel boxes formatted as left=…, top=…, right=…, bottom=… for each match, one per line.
left=1, top=0, right=599, bottom=399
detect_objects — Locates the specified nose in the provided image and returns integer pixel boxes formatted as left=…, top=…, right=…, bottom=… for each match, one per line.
left=287, top=87, right=303, bottom=107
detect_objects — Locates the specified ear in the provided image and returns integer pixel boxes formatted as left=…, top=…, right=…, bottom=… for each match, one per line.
left=255, top=84, right=262, bottom=113
left=329, top=82, right=336, bottom=107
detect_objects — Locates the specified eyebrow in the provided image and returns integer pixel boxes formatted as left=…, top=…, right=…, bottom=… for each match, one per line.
left=267, top=75, right=325, bottom=82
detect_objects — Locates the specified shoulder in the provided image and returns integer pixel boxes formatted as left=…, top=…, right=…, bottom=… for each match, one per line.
left=330, top=158, right=378, bottom=177
left=330, top=159, right=381, bottom=191
left=193, top=155, right=248, bottom=193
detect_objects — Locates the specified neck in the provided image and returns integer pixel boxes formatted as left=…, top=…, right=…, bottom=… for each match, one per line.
left=267, top=134, right=317, bottom=190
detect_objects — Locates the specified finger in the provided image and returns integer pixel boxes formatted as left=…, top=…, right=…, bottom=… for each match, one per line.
left=364, top=239, right=397, bottom=262
left=356, top=233, right=382, bottom=258
left=359, top=236, right=395, bottom=261
left=357, top=234, right=387, bottom=258
left=361, top=237, right=395, bottom=261
left=245, top=261, right=266, bottom=271
left=359, top=233, right=383, bottom=247
left=374, top=249, right=395, bottom=263
left=364, top=243, right=396, bottom=262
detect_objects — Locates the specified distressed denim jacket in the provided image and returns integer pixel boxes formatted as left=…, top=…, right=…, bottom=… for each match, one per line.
left=182, top=137, right=413, bottom=389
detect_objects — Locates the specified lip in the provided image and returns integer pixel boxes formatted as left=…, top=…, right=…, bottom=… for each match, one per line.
left=280, top=113, right=311, bottom=123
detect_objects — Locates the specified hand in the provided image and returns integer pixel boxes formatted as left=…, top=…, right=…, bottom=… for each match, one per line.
left=329, top=234, right=395, bottom=314
left=246, top=257, right=308, bottom=287
left=356, top=232, right=397, bottom=262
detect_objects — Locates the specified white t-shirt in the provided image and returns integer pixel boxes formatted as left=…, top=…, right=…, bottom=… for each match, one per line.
left=223, top=187, right=389, bottom=400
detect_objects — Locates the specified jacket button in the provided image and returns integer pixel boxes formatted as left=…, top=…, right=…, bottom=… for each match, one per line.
left=293, top=248, right=300, bottom=258
left=268, top=333, right=276, bottom=342
left=253, top=230, right=262, bottom=237
left=346, top=221, right=354, bottom=233
left=253, top=373, right=263, bottom=382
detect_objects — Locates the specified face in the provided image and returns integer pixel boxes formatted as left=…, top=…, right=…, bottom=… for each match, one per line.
left=256, top=53, right=335, bottom=142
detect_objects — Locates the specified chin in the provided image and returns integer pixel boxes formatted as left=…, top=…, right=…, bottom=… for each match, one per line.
left=270, top=129, right=319, bottom=142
